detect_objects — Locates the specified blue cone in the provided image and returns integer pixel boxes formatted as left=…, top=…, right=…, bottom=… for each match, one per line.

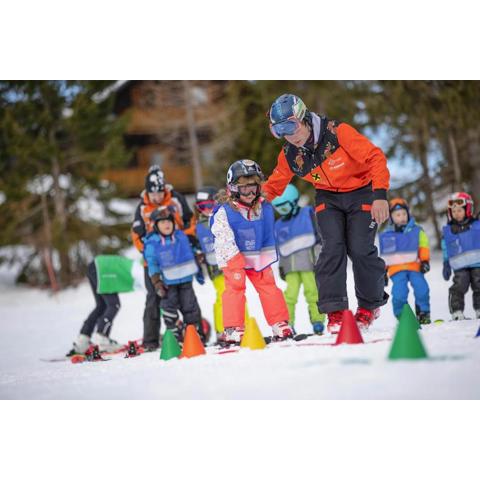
left=476, top=325, right=480, bottom=338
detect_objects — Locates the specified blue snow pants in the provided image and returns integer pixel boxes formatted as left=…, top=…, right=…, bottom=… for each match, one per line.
left=391, top=270, right=430, bottom=318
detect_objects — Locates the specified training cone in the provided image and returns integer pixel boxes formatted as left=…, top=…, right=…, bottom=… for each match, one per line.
left=335, top=310, right=364, bottom=345
left=399, top=303, right=421, bottom=330
left=160, top=329, right=182, bottom=361
left=180, top=325, right=206, bottom=358
left=475, top=324, right=480, bottom=338
left=240, top=316, right=266, bottom=350
left=388, top=304, right=428, bottom=360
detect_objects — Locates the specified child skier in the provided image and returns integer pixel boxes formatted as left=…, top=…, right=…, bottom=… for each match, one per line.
left=144, top=206, right=206, bottom=343
left=67, top=255, right=144, bottom=355
left=195, top=186, right=253, bottom=340
left=211, top=159, right=293, bottom=344
left=379, top=198, right=431, bottom=324
left=441, top=192, right=480, bottom=320
left=271, top=183, right=326, bottom=334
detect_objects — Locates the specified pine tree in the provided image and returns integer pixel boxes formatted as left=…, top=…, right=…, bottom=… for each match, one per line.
left=0, top=81, right=130, bottom=288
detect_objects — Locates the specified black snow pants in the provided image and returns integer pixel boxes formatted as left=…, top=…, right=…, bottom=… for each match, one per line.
left=449, top=267, right=480, bottom=313
left=143, top=266, right=161, bottom=348
left=314, top=184, right=389, bottom=313
left=160, top=281, right=202, bottom=329
left=80, top=262, right=120, bottom=337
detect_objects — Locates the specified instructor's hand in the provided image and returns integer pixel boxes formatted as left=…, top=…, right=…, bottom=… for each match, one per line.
left=371, top=199, right=389, bottom=224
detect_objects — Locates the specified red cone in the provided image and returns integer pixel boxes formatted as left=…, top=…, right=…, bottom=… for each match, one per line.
left=335, top=310, right=364, bottom=345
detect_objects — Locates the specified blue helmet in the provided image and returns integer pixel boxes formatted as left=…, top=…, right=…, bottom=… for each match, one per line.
left=272, top=184, right=300, bottom=216
left=269, top=94, right=307, bottom=138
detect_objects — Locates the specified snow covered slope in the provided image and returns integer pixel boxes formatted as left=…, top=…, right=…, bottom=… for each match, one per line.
left=0, top=254, right=479, bottom=399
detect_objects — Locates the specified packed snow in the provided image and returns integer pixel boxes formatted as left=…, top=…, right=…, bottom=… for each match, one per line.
left=0, top=251, right=478, bottom=400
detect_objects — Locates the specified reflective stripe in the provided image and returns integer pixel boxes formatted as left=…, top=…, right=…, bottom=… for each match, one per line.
left=205, top=251, right=217, bottom=266
left=449, top=250, right=480, bottom=270
left=382, top=252, right=418, bottom=265
left=162, top=260, right=199, bottom=281
left=278, top=233, right=316, bottom=257
left=243, top=247, right=278, bottom=272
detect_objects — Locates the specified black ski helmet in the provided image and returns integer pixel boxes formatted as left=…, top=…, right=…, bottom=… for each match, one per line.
left=151, top=206, right=175, bottom=233
left=145, top=166, right=165, bottom=193
left=226, top=159, right=264, bottom=189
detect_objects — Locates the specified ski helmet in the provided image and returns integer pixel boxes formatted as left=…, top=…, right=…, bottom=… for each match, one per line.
left=151, top=206, right=175, bottom=233
left=272, top=184, right=300, bottom=216
left=195, top=186, right=218, bottom=216
left=226, top=159, right=264, bottom=203
left=389, top=198, right=410, bottom=216
left=447, top=192, right=474, bottom=220
left=145, top=165, right=165, bottom=193
left=269, top=94, right=308, bottom=138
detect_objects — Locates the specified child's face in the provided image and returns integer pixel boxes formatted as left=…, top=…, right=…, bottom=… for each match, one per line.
left=451, top=205, right=466, bottom=222
left=237, top=175, right=260, bottom=205
left=157, top=219, right=174, bottom=236
left=391, top=209, right=408, bottom=226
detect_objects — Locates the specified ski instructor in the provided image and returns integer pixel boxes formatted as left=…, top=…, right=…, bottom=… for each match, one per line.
left=263, top=94, right=390, bottom=333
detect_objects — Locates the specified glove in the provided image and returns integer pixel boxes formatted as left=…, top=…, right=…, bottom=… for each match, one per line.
left=279, top=266, right=286, bottom=281
left=384, top=271, right=389, bottom=286
left=195, top=251, right=206, bottom=265
left=420, top=261, right=430, bottom=274
left=195, top=269, right=205, bottom=285
left=442, top=261, right=452, bottom=281
left=150, top=274, right=167, bottom=298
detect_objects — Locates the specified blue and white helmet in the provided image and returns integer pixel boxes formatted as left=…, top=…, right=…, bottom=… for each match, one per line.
left=269, top=94, right=308, bottom=138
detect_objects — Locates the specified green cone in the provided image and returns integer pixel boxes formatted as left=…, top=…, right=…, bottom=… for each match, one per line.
left=399, top=303, right=421, bottom=329
left=388, top=303, right=428, bottom=360
left=160, top=329, right=182, bottom=361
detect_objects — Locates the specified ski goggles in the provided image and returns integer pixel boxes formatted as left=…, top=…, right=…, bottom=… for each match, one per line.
left=269, top=116, right=302, bottom=139
left=237, top=183, right=260, bottom=195
left=272, top=201, right=293, bottom=216
left=448, top=198, right=468, bottom=208
left=195, top=200, right=216, bottom=214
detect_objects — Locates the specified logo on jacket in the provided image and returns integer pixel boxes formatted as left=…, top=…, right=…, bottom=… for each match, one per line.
left=311, top=173, right=322, bottom=182
left=294, top=152, right=305, bottom=170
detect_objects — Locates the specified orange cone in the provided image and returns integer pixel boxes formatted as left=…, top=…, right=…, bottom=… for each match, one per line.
left=180, top=325, right=206, bottom=358
left=335, top=310, right=364, bottom=345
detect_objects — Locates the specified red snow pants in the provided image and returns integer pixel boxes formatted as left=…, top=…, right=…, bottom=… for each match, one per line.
left=222, top=253, right=289, bottom=328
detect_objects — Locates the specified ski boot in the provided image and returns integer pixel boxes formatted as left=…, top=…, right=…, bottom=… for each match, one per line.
left=327, top=310, right=345, bottom=334
left=217, top=327, right=245, bottom=347
left=417, top=311, right=431, bottom=325
left=96, top=334, right=121, bottom=353
left=312, top=321, right=325, bottom=335
left=355, top=307, right=380, bottom=329
left=66, top=333, right=91, bottom=356
left=271, top=321, right=294, bottom=341
left=451, top=311, right=465, bottom=321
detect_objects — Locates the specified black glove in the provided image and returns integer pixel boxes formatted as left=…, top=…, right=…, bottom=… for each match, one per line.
left=442, top=261, right=452, bottom=281
left=150, top=274, right=167, bottom=298
left=279, top=266, right=286, bottom=281
left=195, top=251, right=206, bottom=265
left=420, top=261, right=430, bottom=274
left=384, top=271, right=389, bottom=286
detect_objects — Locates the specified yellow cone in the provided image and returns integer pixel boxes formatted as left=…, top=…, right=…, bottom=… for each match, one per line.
left=240, top=316, right=266, bottom=350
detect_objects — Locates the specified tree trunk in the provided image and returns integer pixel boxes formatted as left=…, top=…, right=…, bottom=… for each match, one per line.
left=51, top=154, right=70, bottom=285
left=41, top=192, right=59, bottom=292
left=417, top=119, right=442, bottom=249
left=447, top=131, right=462, bottom=191
left=467, top=127, right=480, bottom=210
left=183, top=80, right=203, bottom=190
